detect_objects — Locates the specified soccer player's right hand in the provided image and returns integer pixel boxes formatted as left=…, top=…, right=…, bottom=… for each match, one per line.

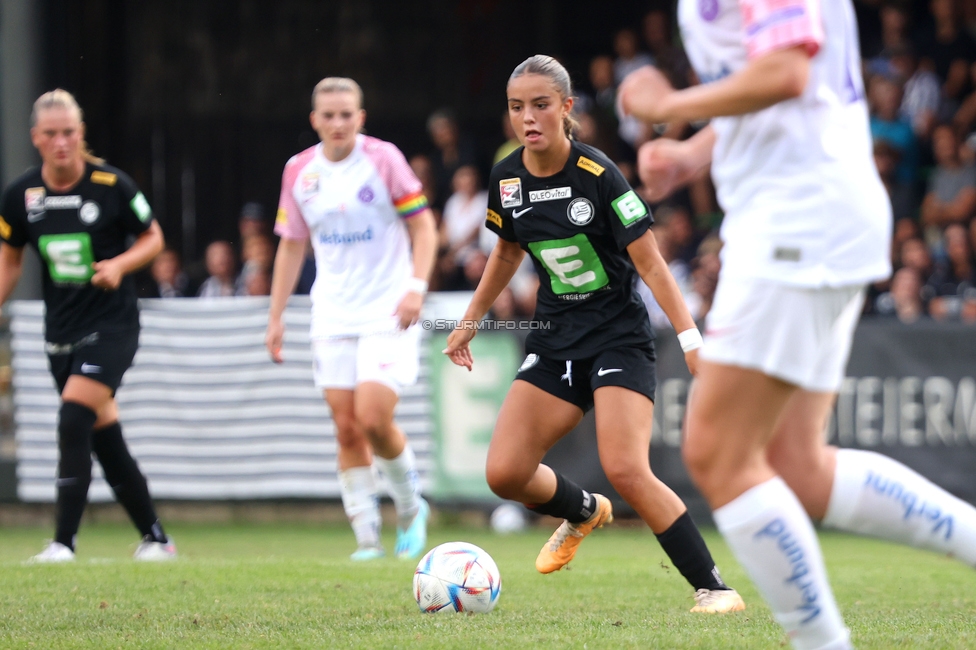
left=443, top=324, right=476, bottom=371
left=265, top=318, right=285, bottom=363
left=637, top=138, right=688, bottom=202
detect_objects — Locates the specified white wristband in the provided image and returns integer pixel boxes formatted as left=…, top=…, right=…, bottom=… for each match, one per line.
left=677, top=328, right=703, bottom=353
left=405, top=277, right=428, bottom=296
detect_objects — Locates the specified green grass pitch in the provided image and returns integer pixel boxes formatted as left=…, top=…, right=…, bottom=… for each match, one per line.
left=1, top=521, right=973, bottom=649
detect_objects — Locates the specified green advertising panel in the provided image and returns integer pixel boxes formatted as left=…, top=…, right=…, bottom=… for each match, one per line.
left=427, top=332, right=521, bottom=499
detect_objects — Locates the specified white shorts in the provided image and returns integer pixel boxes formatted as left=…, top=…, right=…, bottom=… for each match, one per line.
left=311, top=327, right=421, bottom=394
left=700, top=278, right=865, bottom=393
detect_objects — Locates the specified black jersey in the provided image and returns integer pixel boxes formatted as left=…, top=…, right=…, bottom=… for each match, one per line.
left=0, top=163, right=154, bottom=343
left=486, top=142, right=655, bottom=358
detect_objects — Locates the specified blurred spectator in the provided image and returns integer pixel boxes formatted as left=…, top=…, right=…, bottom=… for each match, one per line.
left=875, top=266, right=928, bottom=323
left=920, top=124, right=976, bottom=229
left=426, top=108, right=480, bottom=211
left=244, top=268, right=272, bottom=297
left=866, top=3, right=913, bottom=68
left=873, top=140, right=917, bottom=221
left=197, top=240, right=240, bottom=298
left=891, top=216, right=922, bottom=266
left=238, top=201, right=269, bottom=241
left=641, top=9, right=692, bottom=89
left=928, top=222, right=976, bottom=318
left=493, top=112, right=520, bottom=164
left=150, top=248, right=190, bottom=298
left=888, top=45, right=941, bottom=141
left=437, top=165, right=488, bottom=290
left=953, top=60, right=976, bottom=135
left=900, top=237, right=937, bottom=293
left=869, top=74, right=919, bottom=188
left=918, top=0, right=976, bottom=108
left=686, top=235, right=722, bottom=323
left=612, top=28, right=653, bottom=85
left=576, top=55, right=621, bottom=159
left=240, top=233, right=275, bottom=296
left=613, top=28, right=652, bottom=153
left=409, top=153, right=439, bottom=214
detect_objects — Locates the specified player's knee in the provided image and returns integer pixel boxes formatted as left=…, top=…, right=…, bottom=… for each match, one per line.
left=602, top=461, right=647, bottom=500
left=484, top=463, right=525, bottom=501
left=681, top=432, right=718, bottom=488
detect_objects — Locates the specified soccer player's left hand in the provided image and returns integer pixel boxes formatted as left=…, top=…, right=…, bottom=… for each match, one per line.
left=618, top=66, right=674, bottom=125
left=90, top=259, right=124, bottom=291
left=395, top=290, right=424, bottom=329
left=684, top=348, right=699, bottom=377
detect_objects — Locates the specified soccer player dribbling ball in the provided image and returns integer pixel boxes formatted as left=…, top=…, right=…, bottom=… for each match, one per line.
left=443, top=55, right=745, bottom=613
left=619, top=1, right=976, bottom=648
left=266, top=78, right=438, bottom=560
left=0, top=89, right=175, bottom=562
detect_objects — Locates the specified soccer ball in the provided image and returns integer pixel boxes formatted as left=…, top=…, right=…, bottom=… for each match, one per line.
left=413, top=542, right=501, bottom=613
left=490, top=502, right=527, bottom=534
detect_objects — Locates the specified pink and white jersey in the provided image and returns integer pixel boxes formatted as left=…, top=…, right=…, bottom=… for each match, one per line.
left=678, top=0, right=891, bottom=286
left=275, top=135, right=428, bottom=337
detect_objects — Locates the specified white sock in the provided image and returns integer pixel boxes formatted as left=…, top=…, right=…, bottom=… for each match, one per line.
left=338, top=466, right=381, bottom=549
left=374, top=445, right=421, bottom=527
left=714, top=477, right=850, bottom=650
left=823, top=449, right=976, bottom=566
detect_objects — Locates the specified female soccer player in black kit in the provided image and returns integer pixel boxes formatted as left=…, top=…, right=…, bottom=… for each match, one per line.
left=0, top=89, right=175, bottom=562
left=444, top=56, right=744, bottom=612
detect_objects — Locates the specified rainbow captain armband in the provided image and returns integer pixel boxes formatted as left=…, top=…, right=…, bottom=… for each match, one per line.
left=394, top=191, right=428, bottom=218
left=677, top=328, right=703, bottom=353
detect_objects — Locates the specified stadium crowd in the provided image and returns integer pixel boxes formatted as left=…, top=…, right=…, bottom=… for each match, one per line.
left=138, top=1, right=976, bottom=327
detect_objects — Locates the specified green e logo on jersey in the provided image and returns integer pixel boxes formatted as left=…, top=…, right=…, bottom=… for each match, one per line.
left=611, top=190, right=647, bottom=226
left=38, top=233, right=95, bottom=284
left=528, top=233, right=609, bottom=295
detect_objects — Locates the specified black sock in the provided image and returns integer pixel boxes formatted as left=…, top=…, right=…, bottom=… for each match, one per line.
left=526, top=473, right=596, bottom=524
left=55, top=402, right=98, bottom=550
left=656, top=511, right=729, bottom=591
left=92, top=421, right=166, bottom=542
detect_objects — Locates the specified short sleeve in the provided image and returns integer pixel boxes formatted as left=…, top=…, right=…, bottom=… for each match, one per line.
left=602, top=163, right=652, bottom=251
left=739, top=0, right=823, bottom=60
left=0, top=185, right=28, bottom=247
left=274, top=156, right=311, bottom=241
left=114, top=170, right=154, bottom=235
left=361, top=137, right=429, bottom=219
left=485, top=168, right=517, bottom=242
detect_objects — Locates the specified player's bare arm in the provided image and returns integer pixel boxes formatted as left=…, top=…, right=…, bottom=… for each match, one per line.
left=265, top=237, right=308, bottom=363
left=396, top=208, right=437, bottom=329
left=444, top=237, right=524, bottom=370
left=619, top=45, right=811, bottom=124
left=91, top=220, right=164, bottom=291
left=0, top=244, right=25, bottom=316
left=627, top=229, right=700, bottom=375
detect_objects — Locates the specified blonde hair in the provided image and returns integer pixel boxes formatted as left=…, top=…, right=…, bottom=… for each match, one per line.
left=31, top=89, right=105, bottom=165
left=311, top=77, right=364, bottom=109
left=509, top=55, right=580, bottom=139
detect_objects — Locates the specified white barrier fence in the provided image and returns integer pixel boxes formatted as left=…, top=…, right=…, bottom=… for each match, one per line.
left=10, top=297, right=438, bottom=502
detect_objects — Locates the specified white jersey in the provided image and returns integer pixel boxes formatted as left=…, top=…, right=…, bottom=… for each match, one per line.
left=275, top=135, right=428, bottom=337
left=678, top=0, right=891, bottom=287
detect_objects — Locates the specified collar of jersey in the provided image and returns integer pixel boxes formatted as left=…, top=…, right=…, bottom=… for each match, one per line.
left=316, top=136, right=361, bottom=168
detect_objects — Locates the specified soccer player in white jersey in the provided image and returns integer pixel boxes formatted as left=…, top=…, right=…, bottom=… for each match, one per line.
left=266, top=77, right=437, bottom=561
left=620, top=1, right=976, bottom=648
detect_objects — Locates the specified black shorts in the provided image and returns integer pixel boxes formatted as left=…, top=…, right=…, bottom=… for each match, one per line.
left=46, top=329, right=139, bottom=394
left=514, top=345, right=657, bottom=413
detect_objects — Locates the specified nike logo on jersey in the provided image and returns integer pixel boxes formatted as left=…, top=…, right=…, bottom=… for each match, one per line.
left=27, top=211, right=45, bottom=223
left=512, top=207, right=532, bottom=218
left=80, top=363, right=102, bottom=374
left=596, top=367, right=622, bottom=376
